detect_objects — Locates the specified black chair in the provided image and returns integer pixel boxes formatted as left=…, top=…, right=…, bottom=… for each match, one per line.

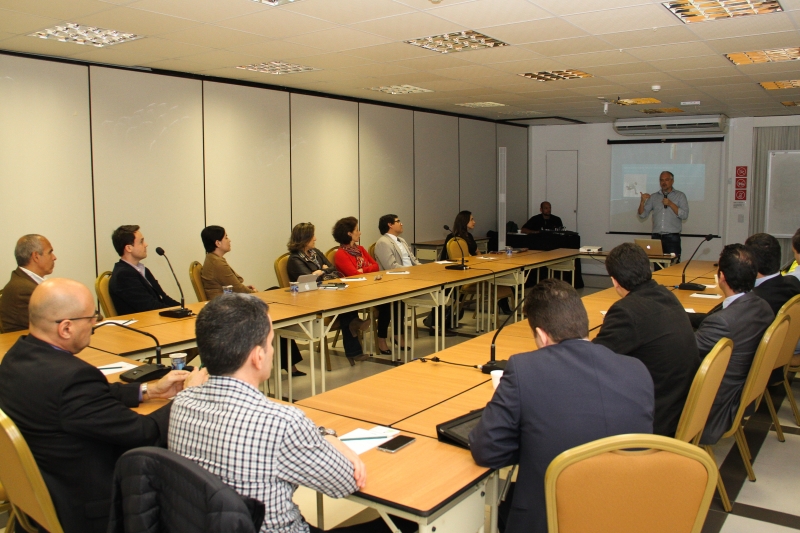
left=109, top=447, right=264, bottom=533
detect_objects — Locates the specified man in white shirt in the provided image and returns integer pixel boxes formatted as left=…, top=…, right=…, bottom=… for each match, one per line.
left=0, top=234, right=56, bottom=332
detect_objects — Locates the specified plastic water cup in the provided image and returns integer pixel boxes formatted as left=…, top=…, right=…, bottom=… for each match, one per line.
left=290, top=282, right=299, bottom=294
left=491, top=369, right=504, bottom=389
left=505, top=247, right=513, bottom=257
left=169, top=353, right=187, bottom=370
left=223, top=285, right=233, bottom=294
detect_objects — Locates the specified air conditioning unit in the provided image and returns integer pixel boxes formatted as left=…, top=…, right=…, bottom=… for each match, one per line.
left=613, top=114, right=727, bottom=136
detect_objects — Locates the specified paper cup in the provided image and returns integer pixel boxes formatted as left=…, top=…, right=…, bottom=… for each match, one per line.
left=169, top=353, right=187, bottom=370
left=491, top=370, right=504, bottom=390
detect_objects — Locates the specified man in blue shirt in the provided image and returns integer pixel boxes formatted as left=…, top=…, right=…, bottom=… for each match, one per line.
left=638, top=171, right=689, bottom=260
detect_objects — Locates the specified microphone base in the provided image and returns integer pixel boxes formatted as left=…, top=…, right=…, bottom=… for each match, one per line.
left=482, top=359, right=507, bottom=374
left=119, top=364, right=170, bottom=383
left=445, top=264, right=470, bottom=270
left=678, top=283, right=706, bottom=291
left=159, top=307, right=194, bottom=318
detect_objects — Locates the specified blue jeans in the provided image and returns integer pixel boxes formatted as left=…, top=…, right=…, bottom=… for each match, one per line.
left=653, top=233, right=682, bottom=262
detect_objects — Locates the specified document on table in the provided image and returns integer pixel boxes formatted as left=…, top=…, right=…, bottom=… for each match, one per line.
left=476, top=256, right=496, bottom=260
left=684, top=308, right=696, bottom=313
left=386, top=271, right=410, bottom=275
left=340, top=277, right=366, bottom=282
left=691, top=293, right=722, bottom=299
left=435, top=261, right=454, bottom=264
left=600, top=311, right=606, bottom=316
left=704, top=284, right=717, bottom=289
left=97, top=362, right=138, bottom=376
left=97, top=319, right=137, bottom=326
left=340, top=426, right=400, bottom=455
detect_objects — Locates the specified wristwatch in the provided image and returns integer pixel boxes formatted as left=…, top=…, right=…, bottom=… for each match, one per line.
left=318, top=426, right=337, bottom=437
left=140, top=382, right=148, bottom=400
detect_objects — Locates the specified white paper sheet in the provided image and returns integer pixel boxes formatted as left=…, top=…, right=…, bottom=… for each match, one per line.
left=97, top=319, right=137, bottom=326
left=339, top=426, right=400, bottom=455
left=340, top=277, right=366, bottom=281
left=386, top=271, right=410, bottom=275
left=476, top=256, right=496, bottom=260
left=684, top=308, right=696, bottom=313
left=435, top=261, right=454, bottom=264
left=97, top=362, right=138, bottom=376
left=690, top=293, right=722, bottom=299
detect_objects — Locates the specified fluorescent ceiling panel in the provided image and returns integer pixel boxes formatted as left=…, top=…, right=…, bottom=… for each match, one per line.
left=455, top=102, right=506, bottom=108
left=726, top=47, right=800, bottom=65
left=368, top=84, right=433, bottom=94
left=615, top=97, right=662, bottom=105
left=406, top=30, right=509, bottom=55
left=518, top=69, right=593, bottom=82
left=662, top=0, right=783, bottom=23
left=28, top=23, right=142, bottom=48
left=760, top=80, right=800, bottom=89
left=236, top=61, right=320, bottom=74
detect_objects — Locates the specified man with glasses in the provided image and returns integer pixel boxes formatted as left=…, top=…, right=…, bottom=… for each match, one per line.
left=0, top=278, right=205, bottom=533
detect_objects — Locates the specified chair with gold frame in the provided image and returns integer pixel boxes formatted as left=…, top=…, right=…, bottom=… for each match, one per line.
left=325, top=246, right=339, bottom=268
left=674, top=337, right=734, bottom=511
left=95, top=271, right=117, bottom=318
left=0, top=408, right=65, bottom=533
left=188, top=261, right=208, bottom=303
left=763, top=294, right=800, bottom=432
left=545, top=434, right=717, bottom=533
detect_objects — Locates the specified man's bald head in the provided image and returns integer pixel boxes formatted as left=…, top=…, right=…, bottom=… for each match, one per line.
left=29, top=279, right=96, bottom=353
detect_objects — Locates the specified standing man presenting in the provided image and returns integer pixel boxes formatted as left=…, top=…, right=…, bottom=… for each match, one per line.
left=638, top=171, right=689, bottom=260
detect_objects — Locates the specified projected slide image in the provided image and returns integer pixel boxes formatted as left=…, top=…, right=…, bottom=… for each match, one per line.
left=618, top=164, right=706, bottom=201
left=623, top=174, right=646, bottom=197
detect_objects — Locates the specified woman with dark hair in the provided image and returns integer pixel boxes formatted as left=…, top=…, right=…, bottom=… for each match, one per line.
left=287, top=222, right=370, bottom=365
left=441, top=210, right=478, bottom=260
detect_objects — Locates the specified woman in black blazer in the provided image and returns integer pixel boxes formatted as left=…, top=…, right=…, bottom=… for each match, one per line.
left=287, top=223, right=370, bottom=365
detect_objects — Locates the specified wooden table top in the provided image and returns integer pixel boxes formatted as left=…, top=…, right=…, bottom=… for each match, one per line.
left=654, top=260, right=717, bottom=279
left=497, top=248, right=579, bottom=266
left=295, top=404, right=490, bottom=517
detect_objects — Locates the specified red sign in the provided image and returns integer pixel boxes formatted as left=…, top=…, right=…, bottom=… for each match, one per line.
left=735, top=190, right=747, bottom=201
left=735, top=177, right=747, bottom=189
left=736, top=166, right=748, bottom=177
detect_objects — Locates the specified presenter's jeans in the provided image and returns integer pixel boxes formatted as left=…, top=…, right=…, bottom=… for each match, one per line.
left=653, top=232, right=681, bottom=262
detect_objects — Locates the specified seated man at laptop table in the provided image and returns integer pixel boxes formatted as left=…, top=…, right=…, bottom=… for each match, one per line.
left=469, top=279, right=654, bottom=533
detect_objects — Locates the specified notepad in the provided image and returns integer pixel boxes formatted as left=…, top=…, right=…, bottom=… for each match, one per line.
left=684, top=308, right=696, bottom=313
left=340, top=277, right=366, bottom=282
left=476, top=256, right=496, bottom=260
left=386, top=271, right=410, bottom=275
left=691, top=293, right=722, bottom=299
left=340, top=426, right=400, bottom=455
left=97, top=319, right=137, bottom=326
left=97, top=362, right=138, bottom=376
left=435, top=261, right=454, bottom=264
left=704, top=284, right=717, bottom=289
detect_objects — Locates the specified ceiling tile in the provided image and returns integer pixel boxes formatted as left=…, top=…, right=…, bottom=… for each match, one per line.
left=392, top=0, right=474, bottom=11
left=626, top=41, right=717, bottom=61
left=137, top=56, right=210, bottom=72
left=366, top=72, right=450, bottom=85
left=457, top=46, right=543, bottom=65
left=564, top=5, right=682, bottom=35
left=78, top=7, right=199, bottom=36
left=485, top=18, right=587, bottom=45
left=740, top=62, right=800, bottom=77
left=687, top=12, right=795, bottom=41
left=351, top=11, right=464, bottom=41
left=649, top=54, right=733, bottom=71
left=335, top=62, right=418, bottom=78
left=128, top=0, right=266, bottom=23
left=416, top=79, right=482, bottom=91
left=432, top=0, right=550, bottom=28
left=669, top=66, right=741, bottom=80
left=280, top=0, right=414, bottom=25
left=531, top=0, right=654, bottom=17
left=0, top=0, right=115, bottom=20
left=489, top=58, right=571, bottom=74
left=555, top=49, right=640, bottom=68
left=216, top=9, right=335, bottom=39
left=601, top=25, right=700, bottom=48
left=345, top=42, right=432, bottom=61
left=704, top=32, right=800, bottom=54
left=587, top=62, right=659, bottom=75
left=430, top=64, right=506, bottom=79
left=284, top=52, right=374, bottom=69
left=0, top=9, right=61, bottom=35
left=177, top=49, right=266, bottom=70
left=523, top=36, right=618, bottom=56
left=392, top=54, right=473, bottom=70
left=286, top=27, right=392, bottom=53
left=160, top=24, right=268, bottom=49
left=227, top=40, right=327, bottom=60
left=0, top=34, right=89, bottom=57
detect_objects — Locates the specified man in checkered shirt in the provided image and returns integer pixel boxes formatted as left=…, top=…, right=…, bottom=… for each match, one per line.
left=169, top=294, right=366, bottom=533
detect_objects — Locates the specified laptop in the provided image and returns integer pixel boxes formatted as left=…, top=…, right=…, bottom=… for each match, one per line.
left=294, top=274, right=319, bottom=292
left=634, top=238, right=663, bottom=256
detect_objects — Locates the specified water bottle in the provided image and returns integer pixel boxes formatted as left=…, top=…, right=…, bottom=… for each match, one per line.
left=505, top=246, right=513, bottom=257
left=223, top=285, right=233, bottom=294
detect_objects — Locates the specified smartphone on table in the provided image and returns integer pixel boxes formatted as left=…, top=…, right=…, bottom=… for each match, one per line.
left=377, top=435, right=416, bottom=453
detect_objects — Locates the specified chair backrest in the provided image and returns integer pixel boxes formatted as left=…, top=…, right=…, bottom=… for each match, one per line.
left=274, top=253, right=290, bottom=289
left=0, top=409, right=64, bottom=533
left=189, top=261, right=208, bottom=302
left=545, top=434, right=717, bottom=533
left=724, top=313, right=791, bottom=439
left=95, top=271, right=117, bottom=318
left=675, top=338, right=734, bottom=444
left=446, top=237, right=468, bottom=261
left=325, top=246, right=339, bottom=267
left=773, top=294, right=800, bottom=371
left=368, top=242, right=376, bottom=260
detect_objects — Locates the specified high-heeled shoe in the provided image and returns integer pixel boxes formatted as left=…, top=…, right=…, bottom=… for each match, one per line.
left=377, top=347, right=392, bottom=355
left=393, top=340, right=410, bottom=351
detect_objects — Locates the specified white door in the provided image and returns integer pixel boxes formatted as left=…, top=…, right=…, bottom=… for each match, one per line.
left=545, top=150, right=578, bottom=231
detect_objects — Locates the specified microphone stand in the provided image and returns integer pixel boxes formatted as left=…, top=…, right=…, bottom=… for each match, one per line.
left=155, top=247, right=193, bottom=318
left=92, top=322, right=171, bottom=383
left=678, top=234, right=715, bottom=291
left=483, top=296, right=527, bottom=374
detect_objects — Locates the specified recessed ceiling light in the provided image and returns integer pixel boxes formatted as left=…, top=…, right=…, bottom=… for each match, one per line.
left=640, top=108, right=685, bottom=114
left=367, top=85, right=433, bottom=95
left=249, top=0, right=303, bottom=5
left=28, top=23, right=142, bottom=47
left=663, top=0, right=782, bottom=23
left=236, top=61, right=320, bottom=75
left=781, top=101, right=800, bottom=106
left=615, top=97, right=662, bottom=105
left=406, top=30, right=509, bottom=54
left=455, top=102, right=506, bottom=108
left=727, top=47, right=800, bottom=65
left=760, top=80, right=800, bottom=89
left=518, top=70, right=593, bottom=82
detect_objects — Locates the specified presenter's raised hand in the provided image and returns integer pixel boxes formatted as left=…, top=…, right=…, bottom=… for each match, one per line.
left=640, top=192, right=651, bottom=202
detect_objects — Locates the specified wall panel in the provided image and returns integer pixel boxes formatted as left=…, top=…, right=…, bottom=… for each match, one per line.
left=0, top=55, right=96, bottom=296
left=497, top=124, right=528, bottom=228
left=90, top=66, right=205, bottom=304
left=290, top=94, right=359, bottom=254
left=203, top=81, right=291, bottom=289
left=414, top=112, right=459, bottom=243
left=358, top=104, right=414, bottom=251
left=459, top=119, right=497, bottom=238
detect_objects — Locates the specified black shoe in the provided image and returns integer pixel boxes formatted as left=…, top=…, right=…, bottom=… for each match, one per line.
left=291, top=370, right=306, bottom=377
left=377, top=348, right=392, bottom=355
left=429, top=327, right=457, bottom=337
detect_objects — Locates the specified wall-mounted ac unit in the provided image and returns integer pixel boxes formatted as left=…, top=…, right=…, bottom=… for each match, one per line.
left=613, top=114, right=727, bottom=136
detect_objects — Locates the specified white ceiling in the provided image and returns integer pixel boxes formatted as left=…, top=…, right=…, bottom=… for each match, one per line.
left=2, top=0, right=800, bottom=123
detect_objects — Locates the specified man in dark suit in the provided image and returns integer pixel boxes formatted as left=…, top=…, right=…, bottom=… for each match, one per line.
left=593, top=242, right=699, bottom=437
left=746, top=233, right=800, bottom=314
left=470, top=279, right=654, bottom=533
left=697, top=244, right=774, bottom=444
left=0, top=234, right=56, bottom=332
left=0, top=278, right=203, bottom=533
left=520, top=201, right=564, bottom=233
left=108, top=225, right=179, bottom=315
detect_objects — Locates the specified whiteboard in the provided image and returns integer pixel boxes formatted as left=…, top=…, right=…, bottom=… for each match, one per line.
left=766, top=151, right=800, bottom=238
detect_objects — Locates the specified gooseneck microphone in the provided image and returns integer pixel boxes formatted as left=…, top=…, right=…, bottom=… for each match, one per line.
left=155, top=246, right=193, bottom=318
left=678, top=234, right=716, bottom=291
left=442, top=225, right=470, bottom=271
left=92, top=321, right=170, bottom=383
left=483, top=296, right=528, bottom=374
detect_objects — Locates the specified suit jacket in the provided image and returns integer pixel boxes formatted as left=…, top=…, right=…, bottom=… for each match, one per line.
left=470, top=340, right=654, bottom=533
left=373, top=233, right=420, bottom=271
left=593, top=280, right=700, bottom=436
left=696, top=291, right=774, bottom=444
left=108, top=260, right=179, bottom=315
left=286, top=248, right=337, bottom=283
left=0, top=335, right=171, bottom=533
left=201, top=253, right=252, bottom=300
left=753, top=274, right=800, bottom=315
left=0, top=267, right=38, bottom=332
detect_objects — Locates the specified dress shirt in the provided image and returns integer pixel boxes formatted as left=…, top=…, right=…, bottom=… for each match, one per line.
left=122, top=259, right=150, bottom=284
left=387, top=233, right=413, bottom=267
left=755, top=272, right=780, bottom=287
left=170, top=376, right=357, bottom=533
left=638, top=189, right=689, bottom=234
left=722, top=292, right=745, bottom=309
left=19, top=266, right=44, bottom=285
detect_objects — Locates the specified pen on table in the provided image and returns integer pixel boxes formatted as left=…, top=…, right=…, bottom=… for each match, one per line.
left=340, top=436, right=390, bottom=442
left=98, top=365, right=122, bottom=370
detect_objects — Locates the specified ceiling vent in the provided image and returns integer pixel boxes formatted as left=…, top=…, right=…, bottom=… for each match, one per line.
left=613, top=114, right=728, bottom=136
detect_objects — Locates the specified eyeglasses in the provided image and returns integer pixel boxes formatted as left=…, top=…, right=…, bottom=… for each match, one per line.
left=393, top=219, right=402, bottom=224
left=55, top=310, right=101, bottom=324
